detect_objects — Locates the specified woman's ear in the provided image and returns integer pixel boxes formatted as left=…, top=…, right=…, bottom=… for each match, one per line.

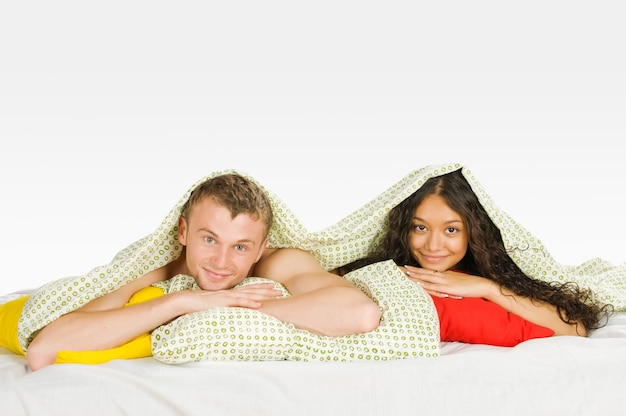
left=177, top=216, right=188, bottom=246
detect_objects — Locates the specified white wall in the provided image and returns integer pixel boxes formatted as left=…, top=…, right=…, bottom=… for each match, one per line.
left=1, top=2, right=624, bottom=294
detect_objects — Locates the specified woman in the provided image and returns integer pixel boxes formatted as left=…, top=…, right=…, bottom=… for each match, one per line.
left=338, top=169, right=612, bottom=345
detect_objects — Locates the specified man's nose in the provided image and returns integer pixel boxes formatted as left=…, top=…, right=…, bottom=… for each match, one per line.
left=212, top=246, right=231, bottom=268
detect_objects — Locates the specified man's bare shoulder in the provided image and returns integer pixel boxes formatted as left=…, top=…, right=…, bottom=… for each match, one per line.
left=259, top=247, right=304, bottom=259
left=255, top=248, right=323, bottom=280
left=125, top=255, right=184, bottom=292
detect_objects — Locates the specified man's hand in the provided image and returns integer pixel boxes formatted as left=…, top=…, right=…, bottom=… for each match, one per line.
left=176, top=282, right=284, bottom=314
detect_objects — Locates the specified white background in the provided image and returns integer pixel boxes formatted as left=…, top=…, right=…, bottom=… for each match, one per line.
left=1, top=1, right=624, bottom=294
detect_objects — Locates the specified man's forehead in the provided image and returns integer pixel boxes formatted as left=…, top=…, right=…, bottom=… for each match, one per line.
left=189, top=199, right=266, bottom=241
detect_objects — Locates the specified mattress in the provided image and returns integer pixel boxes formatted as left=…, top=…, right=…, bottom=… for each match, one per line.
left=2, top=286, right=625, bottom=416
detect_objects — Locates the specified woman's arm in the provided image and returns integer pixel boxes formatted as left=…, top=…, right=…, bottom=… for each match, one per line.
left=483, top=283, right=585, bottom=336
left=402, top=266, right=585, bottom=336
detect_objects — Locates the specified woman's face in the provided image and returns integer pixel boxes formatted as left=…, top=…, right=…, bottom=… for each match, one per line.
left=407, top=194, right=468, bottom=272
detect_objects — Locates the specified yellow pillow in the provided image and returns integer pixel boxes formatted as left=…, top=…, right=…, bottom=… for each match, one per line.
left=54, top=332, right=153, bottom=364
left=0, top=295, right=29, bottom=355
left=0, top=286, right=164, bottom=365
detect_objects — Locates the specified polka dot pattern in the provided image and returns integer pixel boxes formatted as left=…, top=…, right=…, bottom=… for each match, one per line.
left=152, top=277, right=294, bottom=362
left=17, top=164, right=626, bottom=353
left=152, top=261, right=440, bottom=363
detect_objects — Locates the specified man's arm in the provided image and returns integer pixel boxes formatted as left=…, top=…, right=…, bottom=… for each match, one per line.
left=26, top=273, right=281, bottom=370
left=253, top=248, right=382, bottom=336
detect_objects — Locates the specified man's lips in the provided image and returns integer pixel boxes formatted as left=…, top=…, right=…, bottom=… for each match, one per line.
left=202, top=268, right=230, bottom=281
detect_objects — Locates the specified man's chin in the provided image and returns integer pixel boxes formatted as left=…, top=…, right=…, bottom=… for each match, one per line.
left=198, top=279, right=241, bottom=291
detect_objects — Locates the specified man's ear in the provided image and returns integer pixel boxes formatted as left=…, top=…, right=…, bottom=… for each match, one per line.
left=254, top=238, right=269, bottom=263
left=177, top=216, right=188, bottom=246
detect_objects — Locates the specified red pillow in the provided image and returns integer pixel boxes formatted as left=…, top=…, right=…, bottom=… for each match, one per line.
left=431, top=295, right=555, bottom=347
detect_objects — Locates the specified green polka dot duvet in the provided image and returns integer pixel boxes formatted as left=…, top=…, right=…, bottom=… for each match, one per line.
left=17, top=164, right=626, bottom=361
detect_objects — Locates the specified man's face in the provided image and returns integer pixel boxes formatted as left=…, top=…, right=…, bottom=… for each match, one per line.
left=178, top=198, right=268, bottom=290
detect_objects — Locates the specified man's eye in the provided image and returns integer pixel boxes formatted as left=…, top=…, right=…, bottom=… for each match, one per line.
left=204, top=237, right=215, bottom=243
left=235, top=245, right=246, bottom=252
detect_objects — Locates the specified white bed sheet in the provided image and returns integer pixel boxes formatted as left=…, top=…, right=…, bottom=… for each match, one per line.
left=2, top=290, right=625, bottom=416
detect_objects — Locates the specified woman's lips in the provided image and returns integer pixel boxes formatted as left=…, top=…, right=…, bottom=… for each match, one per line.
left=420, top=254, right=446, bottom=263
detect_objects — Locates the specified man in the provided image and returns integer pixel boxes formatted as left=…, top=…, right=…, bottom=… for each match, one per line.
left=25, top=173, right=381, bottom=370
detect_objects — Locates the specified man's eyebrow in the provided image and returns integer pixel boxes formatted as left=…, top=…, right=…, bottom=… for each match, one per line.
left=234, top=238, right=257, bottom=246
left=198, top=228, right=257, bottom=246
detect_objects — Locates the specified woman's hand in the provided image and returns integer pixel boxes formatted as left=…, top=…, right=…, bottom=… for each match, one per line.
left=400, top=265, right=495, bottom=299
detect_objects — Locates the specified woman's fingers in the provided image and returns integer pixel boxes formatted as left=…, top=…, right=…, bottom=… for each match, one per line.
left=401, top=266, right=463, bottom=299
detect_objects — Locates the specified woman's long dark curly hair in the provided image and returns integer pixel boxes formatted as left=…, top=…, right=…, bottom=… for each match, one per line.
left=341, top=168, right=612, bottom=332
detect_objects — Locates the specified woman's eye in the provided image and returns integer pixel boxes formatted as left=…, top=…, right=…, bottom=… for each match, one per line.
left=414, top=224, right=427, bottom=232
left=446, top=227, right=458, bottom=234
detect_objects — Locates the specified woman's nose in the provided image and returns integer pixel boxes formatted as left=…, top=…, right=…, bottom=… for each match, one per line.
left=425, top=233, right=443, bottom=250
